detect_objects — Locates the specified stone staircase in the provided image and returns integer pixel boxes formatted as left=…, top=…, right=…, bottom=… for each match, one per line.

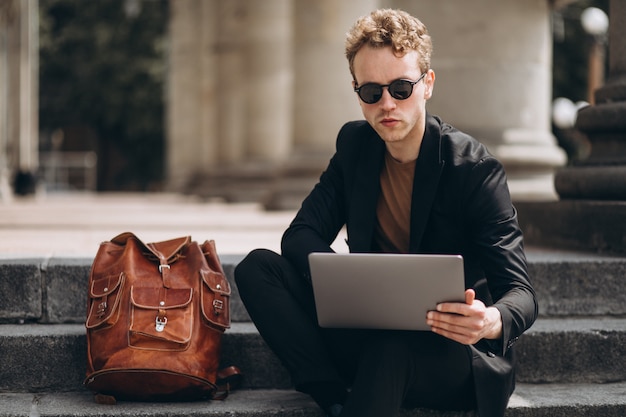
left=1, top=250, right=625, bottom=416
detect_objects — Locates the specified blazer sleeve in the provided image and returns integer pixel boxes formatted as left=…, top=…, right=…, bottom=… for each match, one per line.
left=463, top=156, right=538, bottom=356
left=280, top=124, right=355, bottom=279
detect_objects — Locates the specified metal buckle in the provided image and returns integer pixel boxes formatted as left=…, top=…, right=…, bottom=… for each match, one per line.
left=96, top=301, right=107, bottom=318
left=155, top=316, right=168, bottom=332
left=213, top=299, right=224, bottom=316
left=158, top=264, right=170, bottom=273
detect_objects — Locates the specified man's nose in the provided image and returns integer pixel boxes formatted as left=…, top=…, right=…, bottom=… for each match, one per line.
left=379, top=87, right=397, bottom=110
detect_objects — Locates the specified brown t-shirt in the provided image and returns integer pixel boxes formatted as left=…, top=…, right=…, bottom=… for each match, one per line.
left=374, top=151, right=416, bottom=253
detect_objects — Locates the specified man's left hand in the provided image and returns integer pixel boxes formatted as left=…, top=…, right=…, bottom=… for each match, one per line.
left=426, top=289, right=502, bottom=345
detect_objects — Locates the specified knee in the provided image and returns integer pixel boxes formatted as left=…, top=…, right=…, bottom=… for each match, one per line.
left=364, top=334, right=412, bottom=366
left=234, top=248, right=279, bottom=292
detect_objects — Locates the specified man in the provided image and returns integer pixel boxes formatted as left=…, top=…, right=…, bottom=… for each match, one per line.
left=235, top=9, right=537, bottom=417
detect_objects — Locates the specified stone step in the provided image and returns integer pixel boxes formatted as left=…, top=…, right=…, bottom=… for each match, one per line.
left=1, top=318, right=624, bottom=394
left=525, top=249, right=626, bottom=317
left=1, top=251, right=625, bottom=324
left=514, top=317, right=626, bottom=384
left=0, top=256, right=250, bottom=324
left=1, top=382, right=625, bottom=417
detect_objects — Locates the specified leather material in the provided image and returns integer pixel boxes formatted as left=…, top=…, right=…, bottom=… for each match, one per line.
left=85, top=232, right=232, bottom=401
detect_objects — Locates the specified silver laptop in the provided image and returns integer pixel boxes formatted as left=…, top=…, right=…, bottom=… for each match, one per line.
left=308, top=252, right=465, bottom=331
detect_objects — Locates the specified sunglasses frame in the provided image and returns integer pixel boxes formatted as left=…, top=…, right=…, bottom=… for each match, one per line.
left=354, top=73, right=426, bottom=104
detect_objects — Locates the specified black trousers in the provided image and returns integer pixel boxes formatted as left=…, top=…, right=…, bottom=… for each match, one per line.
left=235, top=249, right=476, bottom=417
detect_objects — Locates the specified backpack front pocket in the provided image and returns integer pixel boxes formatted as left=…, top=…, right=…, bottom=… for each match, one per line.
left=129, top=286, right=194, bottom=351
left=200, top=269, right=230, bottom=331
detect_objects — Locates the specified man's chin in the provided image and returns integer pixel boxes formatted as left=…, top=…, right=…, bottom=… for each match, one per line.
left=376, top=131, right=406, bottom=144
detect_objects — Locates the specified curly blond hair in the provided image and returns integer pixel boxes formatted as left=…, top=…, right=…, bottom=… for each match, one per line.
left=345, top=9, right=432, bottom=80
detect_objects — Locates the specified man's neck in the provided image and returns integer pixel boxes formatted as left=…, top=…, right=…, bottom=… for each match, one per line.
left=385, top=135, right=423, bottom=163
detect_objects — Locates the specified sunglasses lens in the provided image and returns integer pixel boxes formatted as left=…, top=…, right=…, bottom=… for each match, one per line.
left=358, top=84, right=383, bottom=104
left=389, top=80, right=414, bottom=100
left=356, top=78, right=421, bottom=104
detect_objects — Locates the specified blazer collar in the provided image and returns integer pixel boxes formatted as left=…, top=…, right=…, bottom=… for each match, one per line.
left=348, top=125, right=385, bottom=253
left=408, top=114, right=446, bottom=252
left=348, top=115, right=445, bottom=253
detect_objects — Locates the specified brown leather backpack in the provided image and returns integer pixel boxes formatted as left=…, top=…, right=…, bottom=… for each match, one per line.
left=84, top=232, right=239, bottom=402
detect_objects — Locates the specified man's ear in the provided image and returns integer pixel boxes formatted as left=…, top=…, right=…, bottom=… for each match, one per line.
left=424, top=69, right=435, bottom=99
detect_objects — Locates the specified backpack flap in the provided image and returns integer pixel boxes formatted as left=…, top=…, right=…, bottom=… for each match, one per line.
left=110, top=231, right=191, bottom=266
left=110, top=232, right=192, bottom=288
left=146, top=236, right=192, bottom=264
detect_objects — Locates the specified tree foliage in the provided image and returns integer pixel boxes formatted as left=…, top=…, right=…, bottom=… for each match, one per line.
left=39, top=0, right=168, bottom=191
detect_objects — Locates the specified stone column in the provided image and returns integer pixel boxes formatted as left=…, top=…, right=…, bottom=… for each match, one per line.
left=0, top=0, right=38, bottom=199
left=555, top=1, right=626, bottom=200
left=0, top=1, right=14, bottom=200
left=292, top=0, right=373, bottom=154
left=243, top=0, right=293, bottom=163
left=166, top=0, right=218, bottom=190
left=18, top=0, right=38, bottom=175
left=165, top=0, right=294, bottom=202
left=261, top=0, right=378, bottom=209
left=392, top=0, right=566, bottom=200
left=216, top=0, right=247, bottom=165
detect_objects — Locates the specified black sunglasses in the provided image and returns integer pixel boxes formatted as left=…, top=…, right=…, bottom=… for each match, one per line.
left=353, top=73, right=426, bottom=104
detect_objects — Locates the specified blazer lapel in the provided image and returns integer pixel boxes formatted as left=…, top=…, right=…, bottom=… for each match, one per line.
left=348, top=128, right=385, bottom=253
left=409, top=117, right=445, bottom=253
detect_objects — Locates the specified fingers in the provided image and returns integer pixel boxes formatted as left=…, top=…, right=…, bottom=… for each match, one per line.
left=434, top=289, right=476, bottom=316
left=430, top=324, right=480, bottom=345
left=428, top=309, right=483, bottom=332
left=426, top=291, right=487, bottom=345
left=426, top=298, right=503, bottom=344
left=426, top=311, right=484, bottom=345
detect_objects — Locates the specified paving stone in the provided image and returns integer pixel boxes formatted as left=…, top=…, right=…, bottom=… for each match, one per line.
left=43, top=258, right=91, bottom=323
left=0, top=324, right=86, bottom=392
left=0, top=259, right=44, bottom=323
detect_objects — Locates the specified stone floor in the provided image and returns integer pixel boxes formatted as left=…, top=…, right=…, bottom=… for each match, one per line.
left=0, top=192, right=348, bottom=258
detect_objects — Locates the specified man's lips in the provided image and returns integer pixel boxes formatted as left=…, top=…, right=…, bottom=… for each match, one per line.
left=380, top=118, right=399, bottom=127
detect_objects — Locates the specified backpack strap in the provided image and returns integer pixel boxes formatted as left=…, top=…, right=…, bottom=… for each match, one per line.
left=212, top=366, right=244, bottom=400
left=110, top=232, right=191, bottom=288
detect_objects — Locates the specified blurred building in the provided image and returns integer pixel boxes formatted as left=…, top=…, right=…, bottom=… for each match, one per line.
left=1, top=0, right=580, bottom=207
left=166, top=0, right=568, bottom=208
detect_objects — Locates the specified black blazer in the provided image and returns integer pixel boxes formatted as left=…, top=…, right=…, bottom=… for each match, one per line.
left=281, top=115, right=538, bottom=417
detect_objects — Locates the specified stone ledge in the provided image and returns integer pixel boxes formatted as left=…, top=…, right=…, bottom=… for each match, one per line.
left=515, top=317, right=626, bottom=383
left=526, top=254, right=626, bottom=316
left=0, top=259, right=42, bottom=321
left=2, top=251, right=626, bottom=323
left=1, top=383, right=626, bottom=417
left=1, top=319, right=624, bottom=393
left=517, top=200, right=626, bottom=255
left=0, top=256, right=249, bottom=324
left=0, top=323, right=290, bottom=392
